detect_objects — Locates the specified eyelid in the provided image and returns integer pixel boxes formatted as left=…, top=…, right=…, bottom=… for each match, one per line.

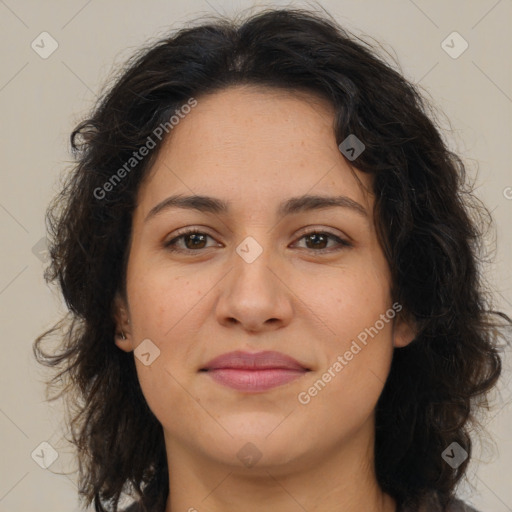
left=293, top=225, right=348, bottom=241
left=291, top=227, right=352, bottom=251
left=163, top=227, right=220, bottom=248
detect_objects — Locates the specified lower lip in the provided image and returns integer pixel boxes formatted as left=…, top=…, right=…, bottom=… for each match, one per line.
left=205, top=368, right=306, bottom=392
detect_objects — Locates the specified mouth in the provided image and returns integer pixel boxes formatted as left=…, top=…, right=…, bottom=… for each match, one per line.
left=200, top=350, right=311, bottom=393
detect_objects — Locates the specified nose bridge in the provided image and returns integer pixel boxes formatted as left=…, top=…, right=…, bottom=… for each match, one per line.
left=215, top=232, right=293, bottom=330
left=231, top=233, right=277, bottom=296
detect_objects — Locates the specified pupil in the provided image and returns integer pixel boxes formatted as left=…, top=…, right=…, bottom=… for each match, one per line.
left=308, top=233, right=326, bottom=249
left=187, top=233, right=206, bottom=249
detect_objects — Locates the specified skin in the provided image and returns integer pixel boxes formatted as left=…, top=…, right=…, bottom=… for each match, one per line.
left=114, top=85, right=416, bottom=512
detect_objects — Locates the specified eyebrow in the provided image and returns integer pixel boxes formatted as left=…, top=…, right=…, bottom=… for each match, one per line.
left=144, top=193, right=368, bottom=222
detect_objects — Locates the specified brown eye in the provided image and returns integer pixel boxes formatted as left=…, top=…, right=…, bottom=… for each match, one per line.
left=164, top=231, right=216, bottom=252
left=182, top=233, right=208, bottom=249
left=304, top=232, right=329, bottom=249
left=294, top=231, right=352, bottom=252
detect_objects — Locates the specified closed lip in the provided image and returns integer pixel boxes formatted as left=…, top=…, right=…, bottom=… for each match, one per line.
left=200, top=350, right=310, bottom=371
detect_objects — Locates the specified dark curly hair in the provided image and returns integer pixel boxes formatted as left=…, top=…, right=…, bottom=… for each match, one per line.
left=34, top=6, right=511, bottom=512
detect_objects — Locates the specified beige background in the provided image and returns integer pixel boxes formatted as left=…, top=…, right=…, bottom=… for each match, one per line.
left=0, top=0, right=511, bottom=510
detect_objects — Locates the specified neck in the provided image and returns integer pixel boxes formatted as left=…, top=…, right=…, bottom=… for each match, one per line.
left=163, top=416, right=396, bottom=512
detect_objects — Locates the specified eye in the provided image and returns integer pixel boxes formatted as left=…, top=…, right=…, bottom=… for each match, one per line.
left=164, top=229, right=219, bottom=252
left=293, top=230, right=352, bottom=252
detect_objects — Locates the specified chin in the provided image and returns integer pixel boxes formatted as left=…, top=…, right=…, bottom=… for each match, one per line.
left=202, top=418, right=311, bottom=469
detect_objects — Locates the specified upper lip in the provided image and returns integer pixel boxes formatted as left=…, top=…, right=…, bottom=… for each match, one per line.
left=201, top=350, right=309, bottom=371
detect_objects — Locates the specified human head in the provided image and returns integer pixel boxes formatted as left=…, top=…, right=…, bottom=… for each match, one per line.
left=34, top=7, right=507, bottom=512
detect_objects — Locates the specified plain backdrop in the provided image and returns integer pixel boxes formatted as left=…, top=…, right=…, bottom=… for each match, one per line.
left=0, top=1, right=511, bottom=511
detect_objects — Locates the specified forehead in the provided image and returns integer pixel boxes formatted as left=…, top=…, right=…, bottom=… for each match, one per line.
left=136, top=85, right=373, bottom=217
left=166, top=84, right=337, bottom=159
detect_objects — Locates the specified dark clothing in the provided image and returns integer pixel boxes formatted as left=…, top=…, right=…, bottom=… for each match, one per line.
left=400, top=494, right=480, bottom=511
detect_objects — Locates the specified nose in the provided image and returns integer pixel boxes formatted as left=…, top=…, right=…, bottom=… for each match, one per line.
left=215, top=241, right=294, bottom=333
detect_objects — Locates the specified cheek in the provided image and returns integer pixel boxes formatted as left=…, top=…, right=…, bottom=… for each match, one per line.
left=127, top=282, right=205, bottom=435
left=134, top=361, right=207, bottom=446
left=127, top=263, right=203, bottom=339
left=308, top=259, right=391, bottom=340
left=304, top=259, right=394, bottom=391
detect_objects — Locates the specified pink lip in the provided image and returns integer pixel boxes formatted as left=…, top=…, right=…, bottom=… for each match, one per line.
left=201, top=351, right=309, bottom=392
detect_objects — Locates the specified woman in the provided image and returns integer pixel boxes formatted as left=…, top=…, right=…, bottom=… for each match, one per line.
left=34, top=7, right=510, bottom=512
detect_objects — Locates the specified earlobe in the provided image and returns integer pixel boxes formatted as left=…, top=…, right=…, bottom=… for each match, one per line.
left=392, top=312, right=417, bottom=348
left=114, top=330, right=134, bottom=352
left=112, top=292, right=133, bottom=352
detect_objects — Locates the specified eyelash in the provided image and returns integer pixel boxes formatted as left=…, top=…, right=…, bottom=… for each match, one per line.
left=163, top=228, right=352, bottom=254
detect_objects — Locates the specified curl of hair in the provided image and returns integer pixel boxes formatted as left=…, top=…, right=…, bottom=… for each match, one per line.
left=34, top=7, right=511, bottom=512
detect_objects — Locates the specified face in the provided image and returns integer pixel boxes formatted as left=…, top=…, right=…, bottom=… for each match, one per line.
left=115, top=85, right=415, bottom=475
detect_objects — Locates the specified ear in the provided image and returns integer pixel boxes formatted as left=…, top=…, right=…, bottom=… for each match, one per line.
left=112, top=292, right=134, bottom=352
left=392, top=309, right=418, bottom=348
